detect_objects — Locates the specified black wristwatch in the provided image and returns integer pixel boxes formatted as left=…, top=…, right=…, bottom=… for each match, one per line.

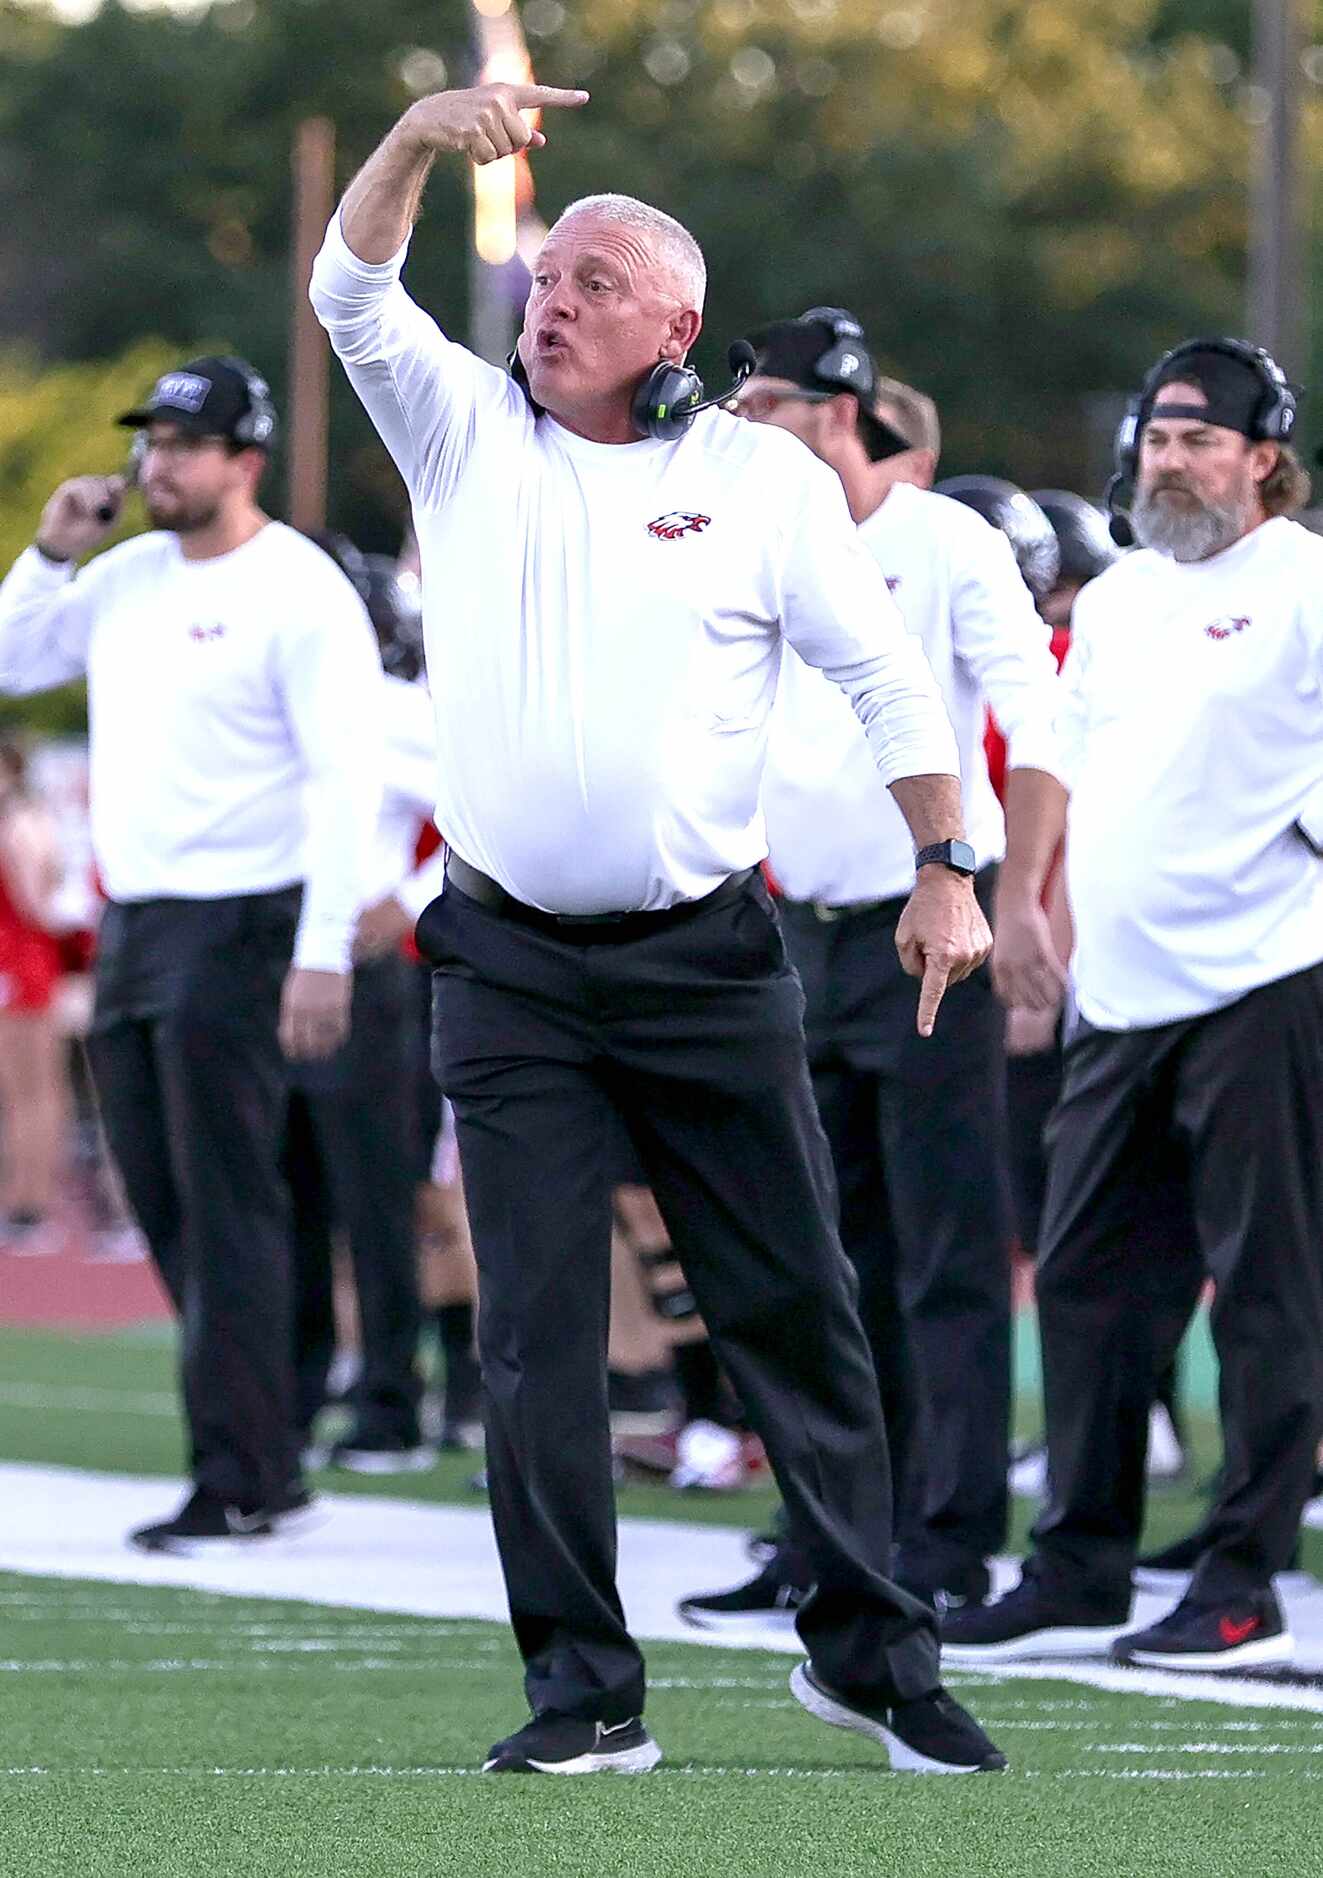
left=915, top=839, right=976, bottom=878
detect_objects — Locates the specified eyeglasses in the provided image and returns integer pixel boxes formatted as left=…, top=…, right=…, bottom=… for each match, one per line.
left=141, top=433, right=229, bottom=460
left=723, top=387, right=837, bottom=421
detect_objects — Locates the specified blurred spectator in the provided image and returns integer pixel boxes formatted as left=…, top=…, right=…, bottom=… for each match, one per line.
left=0, top=733, right=68, bottom=1251
left=287, top=530, right=440, bottom=1472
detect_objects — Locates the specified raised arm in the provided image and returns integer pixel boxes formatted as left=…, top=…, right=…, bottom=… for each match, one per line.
left=0, top=475, right=126, bottom=695
left=339, top=83, right=590, bottom=265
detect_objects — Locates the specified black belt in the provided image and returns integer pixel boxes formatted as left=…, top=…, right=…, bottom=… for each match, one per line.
left=780, top=891, right=904, bottom=925
left=445, top=855, right=759, bottom=945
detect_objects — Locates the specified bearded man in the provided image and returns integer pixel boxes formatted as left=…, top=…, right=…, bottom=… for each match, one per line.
left=941, top=338, right=1323, bottom=1673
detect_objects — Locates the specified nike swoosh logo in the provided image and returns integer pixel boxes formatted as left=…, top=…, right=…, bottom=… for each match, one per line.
left=1218, top=1615, right=1260, bottom=1647
left=598, top=1721, right=634, bottom=1738
left=224, top=1508, right=271, bottom=1535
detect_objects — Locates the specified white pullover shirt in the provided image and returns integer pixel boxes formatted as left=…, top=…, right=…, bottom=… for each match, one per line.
left=763, top=483, right=1062, bottom=904
left=0, top=525, right=384, bottom=974
left=1061, top=516, right=1323, bottom=1029
left=310, top=213, right=958, bottom=915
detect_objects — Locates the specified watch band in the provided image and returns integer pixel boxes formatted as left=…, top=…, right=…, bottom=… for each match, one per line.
left=915, top=839, right=976, bottom=878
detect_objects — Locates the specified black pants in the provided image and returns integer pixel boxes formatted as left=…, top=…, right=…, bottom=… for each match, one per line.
left=285, top=953, right=425, bottom=1442
left=287, top=954, right=426, bottom=1434
left=422, top=873, right=938, bottom=1724
left=86, top=889, right=301, bottom=1507
left=781, top=869, right=1011, bottom=1596
left=1031, top=963, right=1323, bottom=1609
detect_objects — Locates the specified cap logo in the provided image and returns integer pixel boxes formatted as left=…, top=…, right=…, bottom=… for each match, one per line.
left=154, top=372, right=211, bottom=414
left=838, top=352, right=861, bottom=378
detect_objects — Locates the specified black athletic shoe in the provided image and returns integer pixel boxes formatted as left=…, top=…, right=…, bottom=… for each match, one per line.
left=677, top=1556, right=806, bottom=1631
left=790, top=1664, right=1007, bottom=1773
left=1111, top=1588, right=1295, bottom=1671
left=129, top=1487, right=277, bottom=1554
left=328, top=1434, right=436, bottom=1476
left=482, top=1714, right=662, bottom=1774
left=939, top=1575, right=1129, bottom=1663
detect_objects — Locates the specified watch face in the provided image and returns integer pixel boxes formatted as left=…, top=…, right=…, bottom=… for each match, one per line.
left=950, top=840, right=976, bottom=874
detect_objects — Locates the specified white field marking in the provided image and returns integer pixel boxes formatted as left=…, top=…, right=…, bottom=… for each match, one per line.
left=1091, top=1741, right=1323, bottom=1755
left=6, top=1461, right=1323, bottom=1712
left=0, top=1382, right=178, bottom=1417
left=2, top=1763, right=1320, bottom=1784
left=0, top=1658, right=495, bottom=1674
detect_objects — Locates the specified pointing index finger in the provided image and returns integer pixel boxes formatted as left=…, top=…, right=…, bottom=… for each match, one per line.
left=916, top=956, right=949, bottom=1039
left=508, top=85, right=590, bottom=109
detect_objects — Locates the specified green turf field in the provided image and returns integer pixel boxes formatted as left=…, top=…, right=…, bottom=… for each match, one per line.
left=4, top=1321, right=1323, bottom=1877
left=4, top=1571, right=1323, bottom=1878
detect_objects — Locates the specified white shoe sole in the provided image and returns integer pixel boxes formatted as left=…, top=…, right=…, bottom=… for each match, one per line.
left=485, top=1741, right=663, bottom=1775
left=331, top=1448, right=436, bottom=1475
left=789, top=1663, right=998, bottom=1773
left=678, top=1604, right=800, bottom=1635
left=1119, top=1630, right=1296, bottom=1672
left=941, top=1622, right=1126, bottom=1664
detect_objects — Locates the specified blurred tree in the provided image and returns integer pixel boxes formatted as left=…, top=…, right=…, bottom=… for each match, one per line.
left=0, top=0, right=1318, bottom=525
left=0, top=337, right=183, bottom=731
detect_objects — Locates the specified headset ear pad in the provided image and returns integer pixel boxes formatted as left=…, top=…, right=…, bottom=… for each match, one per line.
left=633, top=362, right=704, bottom=441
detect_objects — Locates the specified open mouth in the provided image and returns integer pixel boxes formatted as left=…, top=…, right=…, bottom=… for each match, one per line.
left=535, top=331, right=569, bottom=359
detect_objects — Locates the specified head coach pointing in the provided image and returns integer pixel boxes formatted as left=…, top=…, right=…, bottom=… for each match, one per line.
left=311, top=82, right=1005, bottom=1776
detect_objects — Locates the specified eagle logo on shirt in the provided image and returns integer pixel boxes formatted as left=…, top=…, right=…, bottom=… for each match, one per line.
left=885, top=577, right=902, bottom=593
left=1204, top=615, right=1250, bottom=641
left=188, top=621, right=227, bottom=643
left=647, top=511, right=711, bottom=541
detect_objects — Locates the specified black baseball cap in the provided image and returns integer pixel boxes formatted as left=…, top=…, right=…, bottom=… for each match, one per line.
left=743, top=311, right=912, bottom=458
left=117, top=355, right=276, bottom=448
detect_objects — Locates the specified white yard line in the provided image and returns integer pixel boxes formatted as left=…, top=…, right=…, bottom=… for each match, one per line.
left=4, top=1461, right=1323, bottom=1714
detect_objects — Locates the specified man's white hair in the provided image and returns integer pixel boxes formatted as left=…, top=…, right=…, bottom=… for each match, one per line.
left=552, top=194, right=707, bottom=312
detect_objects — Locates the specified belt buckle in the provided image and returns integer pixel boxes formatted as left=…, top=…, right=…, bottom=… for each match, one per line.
left=553, top=910, right=628, bottom=927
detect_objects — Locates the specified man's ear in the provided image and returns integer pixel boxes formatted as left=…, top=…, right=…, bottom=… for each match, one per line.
left=1250, top=438, right=1280, bottom=489
left=663, top=307, right=702, bottom=361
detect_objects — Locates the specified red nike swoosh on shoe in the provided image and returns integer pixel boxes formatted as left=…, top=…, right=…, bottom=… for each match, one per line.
left=1218, top=1615, right=1261, bottom=1646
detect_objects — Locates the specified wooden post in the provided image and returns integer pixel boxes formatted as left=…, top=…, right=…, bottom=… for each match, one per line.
left=288, top=117, right=335, bottom=531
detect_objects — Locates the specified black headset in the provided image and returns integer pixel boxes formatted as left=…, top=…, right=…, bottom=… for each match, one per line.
left=226, top=358, right=279, bottom=449
left=1105, top=336, right=1296, bottom=546
left=509, top=343, right=756, bottom=442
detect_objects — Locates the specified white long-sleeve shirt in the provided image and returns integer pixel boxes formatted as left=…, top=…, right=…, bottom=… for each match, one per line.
left=0, top=526, right=384, bottom=973
left=310, top=213, right=958, bottom=915
left=763, top=483, right=1063, bottom=903
left=365, top=671, right=444, bottom=918
left=1061, top=515, right=1323, bottom=1029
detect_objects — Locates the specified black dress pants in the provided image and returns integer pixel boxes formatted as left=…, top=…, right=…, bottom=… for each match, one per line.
left=86, top=889, right=301, bottom=1507
left=421, top=872, right=938, bottom=1724
left=1031, top=963, right=1323, bottom=1608
left=781, top=869, right=1012, bottom=1597
left=286, top=953, right=425, bottom=1443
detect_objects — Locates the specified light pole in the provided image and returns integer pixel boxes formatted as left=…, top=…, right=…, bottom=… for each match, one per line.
left=1248, top=0, right=1303, bottom=370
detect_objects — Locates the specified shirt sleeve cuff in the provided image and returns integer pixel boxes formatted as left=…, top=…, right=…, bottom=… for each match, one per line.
left=293, top=917, right=355, bottom=975
left=323, top=205, right=411, bottom=282
left=17, top=545, right=76, bottom=589
left=1002, top=730, right=1066, bottom=784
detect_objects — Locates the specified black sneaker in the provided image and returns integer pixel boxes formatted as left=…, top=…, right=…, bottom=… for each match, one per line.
left=483, top=1714, right=662, bottom=1774
left=1111, top=1588, right=1294, bottom=1671
left=677, top=1556, right=806, bottom=1632
left=129, top=1487, right=278, bottom=1554
left=328, top=1434, right=436, bottom=1476
left=789, top=1664, right=1006, bottom=1773
left=940, top=1575, right=1128, bottom=1663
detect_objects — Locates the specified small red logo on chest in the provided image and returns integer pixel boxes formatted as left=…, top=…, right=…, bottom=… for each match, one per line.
left=647, top=511, right=711, bottom=541
left=1204, top=615, right=1250, bottom=641
left=188, top=622, right=227, bottom=643
left=885, top=577, right=902, bottom=593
